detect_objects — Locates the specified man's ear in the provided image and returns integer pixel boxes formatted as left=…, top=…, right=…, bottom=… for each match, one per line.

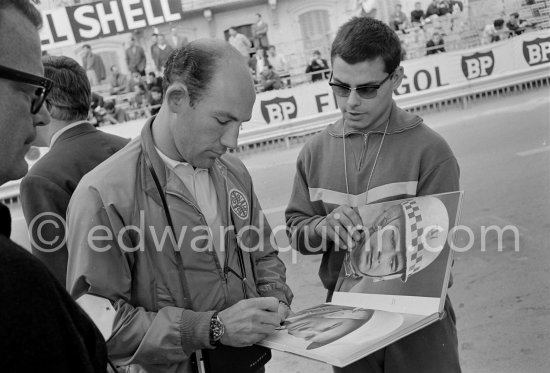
left=165, top=82, right=190, bottom=113
left=391, top=66, right=405, bottom=90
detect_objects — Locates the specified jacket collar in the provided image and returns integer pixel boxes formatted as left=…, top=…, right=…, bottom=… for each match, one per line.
left=140, top=116, right=171, bottom=207
left=139, top=117, right=230, bottom=211
left=50, top=121, right=96, bottom=149
left=327, top=101, right=423, bottom=137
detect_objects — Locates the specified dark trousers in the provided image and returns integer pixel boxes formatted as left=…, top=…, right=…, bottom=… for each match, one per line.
left=333, top=296, right=461, bottom=373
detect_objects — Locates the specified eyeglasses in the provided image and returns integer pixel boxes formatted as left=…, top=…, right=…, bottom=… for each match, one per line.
left=0, top=64, right=53, bottom=114
left=329, top=71, right=394, bottom=99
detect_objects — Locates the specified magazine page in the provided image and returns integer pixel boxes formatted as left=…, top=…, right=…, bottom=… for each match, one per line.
left=260, top=303, right=431, bottom=367
left=333, top=191, right=463, bottom=314
left=260, top=192, right=463, bottom=367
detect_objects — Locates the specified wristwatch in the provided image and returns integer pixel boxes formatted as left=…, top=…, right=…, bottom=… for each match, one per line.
left=209, top=311, right=225, bottom=346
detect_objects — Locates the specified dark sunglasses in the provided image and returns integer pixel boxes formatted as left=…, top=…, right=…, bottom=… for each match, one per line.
left=0, top=64, right=53, bottom=114
left=329, top=70, right=394, bottom=99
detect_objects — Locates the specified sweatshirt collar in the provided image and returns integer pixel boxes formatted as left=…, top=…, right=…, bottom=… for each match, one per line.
left=328, top=101, right=423, bottom=137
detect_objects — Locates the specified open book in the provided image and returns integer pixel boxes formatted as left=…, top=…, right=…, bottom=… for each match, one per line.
left=259, top=191, right=464, bottom=367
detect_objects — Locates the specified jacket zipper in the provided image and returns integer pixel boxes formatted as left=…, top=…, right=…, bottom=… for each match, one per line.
left=165, top=190, right=226, bottom=279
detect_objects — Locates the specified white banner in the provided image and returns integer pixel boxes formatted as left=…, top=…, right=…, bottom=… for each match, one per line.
left=250, top=30, right=550, bottom=127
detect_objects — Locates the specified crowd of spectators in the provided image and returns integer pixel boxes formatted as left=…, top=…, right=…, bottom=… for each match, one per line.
left=393, top=0, right=544, bottom=60
left=84, top=0, right=547, bottom=126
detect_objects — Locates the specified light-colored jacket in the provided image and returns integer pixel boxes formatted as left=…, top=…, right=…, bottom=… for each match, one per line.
left=66, top=118, right=293, bottom=372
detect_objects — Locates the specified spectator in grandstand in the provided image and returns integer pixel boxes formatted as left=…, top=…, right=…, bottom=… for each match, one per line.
left=132, top=83, right=149, bottom=108
left=91, top=92, right=104, bottom=110
left=286, top=16, right=460, bottom=373
left=267, top=45, right=291, bottom=87
left=109, top=65, right=129, bottom=95
left=305, top=50, right=330, bottom=82
left=147, top=85, right=163, bottom=116
left=389, top=3, right=409, bottom=32
left=267, top=45, right=288, bottom=76
left=133, top=83, right=148, bottom=108
left=482, top=18, right=508, bottom=44
left=228, top=26, right=252, bottom=59
left=426, top=0, right=441, bottom=18
left=103, top=100, right=130, bottom=124
left=506, top=12, right=530, bottom=36
left=426, top=32, right=446, bottom=55
left=152, top=34, right=174, bottom=74
left=81, top=44, right=105, bottom=86
left=20, top=56, right=128, bottom=284
left=168, top=26, right=188, bottom=49
left=438, top=0, right=452, bottom=16
left=252, top=13, right=269, bottom=50
left=150, top=33, right=160, bottom=72
left=260, top=64, right=283, bottom=91
left=410, top=2, right=425, bottom=25
left=251, top=47, right=268, bottom=82
left=125, top=36, right=146, bottom=76
left=89, top=92, right=105, bottom=127
left=146, top=71, right=163, bottom=91
left=128, top=71, right=145, bottom=92
left=449, top=0, right=464, bottom=12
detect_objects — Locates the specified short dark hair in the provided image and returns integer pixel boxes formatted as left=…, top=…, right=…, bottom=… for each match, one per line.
left=0, top=0, right=42, bottom=28
left=104, top=100, right=115, bottom=112
left=163, top=42, right=226, bottom=107
left=42, top=56, right=91, bottom=121
left=331, top=17, right=401, bottom=73
left=494, top=18, right=505, bottom=27
left=82, top=44, right=91, bottom=50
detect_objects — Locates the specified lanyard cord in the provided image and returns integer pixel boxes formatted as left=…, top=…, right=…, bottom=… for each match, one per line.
left=342, top=117, right=390, bottom=206
left=342, top=115, right=390, bottom=279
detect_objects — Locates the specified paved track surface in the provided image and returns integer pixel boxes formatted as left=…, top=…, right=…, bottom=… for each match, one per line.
left=8, top=88, right=550, bottom=373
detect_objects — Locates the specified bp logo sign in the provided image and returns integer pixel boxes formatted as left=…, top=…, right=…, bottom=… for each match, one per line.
left=230, top=189, right=249, bottom=220
left=523, top=37, right=550, bottom=66
left=461, top=51, right=495, bottom=79
left=260, top=96, right=297, bottom=124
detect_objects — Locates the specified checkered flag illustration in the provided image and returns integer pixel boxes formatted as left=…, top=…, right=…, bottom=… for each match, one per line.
left=402, top=200, right=425, bottom=276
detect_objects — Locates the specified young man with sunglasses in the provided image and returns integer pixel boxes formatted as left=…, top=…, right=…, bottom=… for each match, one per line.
left=0, top=1, right=108, bottom=371
left=286, top=17, right=461, bottom=372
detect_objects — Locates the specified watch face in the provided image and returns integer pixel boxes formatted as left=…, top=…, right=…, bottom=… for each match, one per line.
left=210, top=314, right=225, bottom=343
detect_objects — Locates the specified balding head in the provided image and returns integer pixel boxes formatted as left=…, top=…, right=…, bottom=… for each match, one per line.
left=163, top=38, right=252, bottom=107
